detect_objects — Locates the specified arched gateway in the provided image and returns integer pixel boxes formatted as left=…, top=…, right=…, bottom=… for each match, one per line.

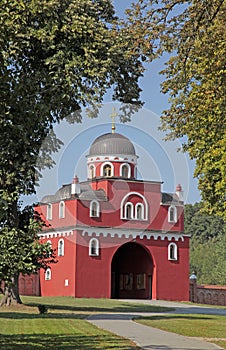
left=111, top=242, right=154, bottom=299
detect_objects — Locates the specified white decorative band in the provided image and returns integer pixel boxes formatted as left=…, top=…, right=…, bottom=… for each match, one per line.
left=81, top=229, right=184, bottom=242
left=38, top=230, right=74, bottom=239
left=87, top=154, right=138, bottom=165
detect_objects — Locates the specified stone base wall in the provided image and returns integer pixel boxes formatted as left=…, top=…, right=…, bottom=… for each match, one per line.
left=190, top=280, right=226, bottom=306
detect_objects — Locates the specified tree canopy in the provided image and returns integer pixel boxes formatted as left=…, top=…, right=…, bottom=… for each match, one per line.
left=0, top=0, right=155, bottom=304
left=126, top=0, right=226, bottom=219
left=0, top=0, right=148, bottom=205
left=185, top=203, right=226, bottom=285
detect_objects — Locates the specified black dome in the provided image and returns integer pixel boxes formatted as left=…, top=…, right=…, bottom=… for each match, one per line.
left=89, top=133, right=136, bottom=156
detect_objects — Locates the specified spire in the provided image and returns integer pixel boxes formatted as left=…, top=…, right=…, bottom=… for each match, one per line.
left=110, top=107, right=117, bottom=134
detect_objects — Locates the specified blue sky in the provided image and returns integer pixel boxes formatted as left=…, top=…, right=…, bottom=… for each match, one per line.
left=28, top=0, right=201, bottom=206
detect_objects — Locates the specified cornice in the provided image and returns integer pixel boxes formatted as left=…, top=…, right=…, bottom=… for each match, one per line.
left=38, top=224, right=188, bottom=242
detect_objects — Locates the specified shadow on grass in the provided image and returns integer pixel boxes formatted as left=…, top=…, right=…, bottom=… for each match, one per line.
left=0, top=312, right=87, bottom=319
left=24, top=302, right=174, bottom=314
left=0, top=334, right=138, bottom=350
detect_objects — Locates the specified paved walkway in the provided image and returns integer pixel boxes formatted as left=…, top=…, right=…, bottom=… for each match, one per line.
left=88, top=300, right=226, bottom=350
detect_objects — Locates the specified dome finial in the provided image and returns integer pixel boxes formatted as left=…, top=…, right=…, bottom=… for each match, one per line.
left=110, top=108, right=117, bottom=134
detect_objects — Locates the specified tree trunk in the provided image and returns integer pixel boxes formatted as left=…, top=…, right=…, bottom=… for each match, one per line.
left=0, top=274, right=22, bottom=306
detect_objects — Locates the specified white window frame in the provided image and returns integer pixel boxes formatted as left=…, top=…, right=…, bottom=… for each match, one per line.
left=59, top=201, right=65, bottom=219
left=168, top=205, right=177, bottom=223
left=120, top=163, right=131, bottom=178
left=47, top=203, right=52, bottom=220
left=135, top=203, right=145, bottom=220
left=45, top=268, right=51, bottom=280
left=58, top=238, right=64, bottom=256
left=88, top=164, right=96, bottom=179
left=124, top=202, right=134, bottom=219
left=168, top=242, right=178, bottom=261
left=90, top=200, right=100, bottom=218
left=101, top=162, right=114, bottom=177
left=46, top=240, right=52, bottom=257
left=89, top=238, right=99, bottom=256
left=121, top=192, right=148, bottom=220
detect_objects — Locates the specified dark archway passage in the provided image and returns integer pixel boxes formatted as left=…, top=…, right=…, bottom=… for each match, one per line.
left=111, top=242, right=153, bottom=299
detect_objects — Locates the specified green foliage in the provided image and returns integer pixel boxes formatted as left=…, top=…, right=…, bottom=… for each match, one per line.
left=185, top=203, right=224, bottom=244
left=127, top=0, right=226, bottom=219
left=0, top=0, right=149, bottom=203
left=0, top=207, right=56, bottom=285
left=0, top=0, right=156, bottom=300
left=184, top=203, right=226, bottom=285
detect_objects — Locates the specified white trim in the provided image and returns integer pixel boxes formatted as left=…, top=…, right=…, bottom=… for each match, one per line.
left=135, top=203, right=145, bottom=220
left=168, top=205, right=177, bottom=223
left=82, top=228, right=184, bottom=242
left=87, top=154, right=138, bottom=165
left=45, top=268, right=51, bottom=280
left=58, top=238, right=64, bottom=256
left=100, top=162, right=114, bottom=177
left=47, top=203, right=52, bottom=220
left=46, top=240, right=52, bottom=257
left=168, top=242, right=178, bottom=260
left=121, top=192, right=148, bottom=220
left=38, top=226, right=186, bottom=242
left=90, top=200, right=100, bottom=217
left=120, top=163, right=131, bottom=178
left=88, top=164, right=96, bottom=179
left=89, top=238, right=99, bottom=256
left=59, top=201, right=65, bottom=219
left=38, top=229, right=74, bottom=239
left=124, top=202, right=134, bottom=219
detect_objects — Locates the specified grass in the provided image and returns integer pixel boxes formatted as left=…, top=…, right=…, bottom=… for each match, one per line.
left=0, top=296, right=173, bottom=350
left=135, top=314, right=226, bottom=349
left=21, top=295, right=173, bottom=314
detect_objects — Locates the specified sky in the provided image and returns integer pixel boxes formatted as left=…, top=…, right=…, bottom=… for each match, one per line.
left=26, top=0, right=201, bottom=206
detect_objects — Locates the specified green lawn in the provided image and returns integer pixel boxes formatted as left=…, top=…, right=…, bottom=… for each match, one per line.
left=22, top=295, right=173, bottom=313
left=0, top=296, right=173, bottom=350
left=135, top=314, right=226, bottom=350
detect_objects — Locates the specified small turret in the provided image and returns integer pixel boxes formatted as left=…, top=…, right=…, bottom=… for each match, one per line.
left=176, top=184, right=184, bottom=202
left=71, top=175, right=81, bottom=196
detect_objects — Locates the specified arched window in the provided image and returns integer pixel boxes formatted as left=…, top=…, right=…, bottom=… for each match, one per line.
left=135, top=203, right=144, bottom=220
left=168, top=205, right=177, bottom=223
left=120, top=163, right=131, bottom=178
left=90, top=200, right=100, bottom=217
left=168, top=243, right=178, bottom=260
left=58, top=238, right=64, bottom=256
left=89, top=164, right=96, bottom=179
left=89, top=238, right=99, bottom=256
left=45, top=268, right=51, bottom=281
left=101, top=162, right=114, bottom=177
left=47, top=240, right=52, bottom=257
left=121, top=192, right=148, bottom=220
left=47, top=203, right=52, bottom=220
left=59, top=201, right=65, bottom=219
left=125, top=202, right=133, bottom=219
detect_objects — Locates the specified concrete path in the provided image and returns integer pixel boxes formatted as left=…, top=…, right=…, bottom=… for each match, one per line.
left=88, top=300, right=225, bottom=350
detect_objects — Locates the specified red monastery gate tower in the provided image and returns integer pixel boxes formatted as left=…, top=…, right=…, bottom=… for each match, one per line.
left=29, top=126, right=190, bottom=301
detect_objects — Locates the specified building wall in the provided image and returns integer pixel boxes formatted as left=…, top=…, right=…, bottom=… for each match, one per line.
left=74, top=233, right=189, bottom=301
left=19, top=274, right=40, bottom=296
left=39, top=232, right=77, bottom=297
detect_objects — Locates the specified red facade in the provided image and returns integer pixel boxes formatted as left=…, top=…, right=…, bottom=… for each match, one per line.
left=22, top=132, right=190, bottom=301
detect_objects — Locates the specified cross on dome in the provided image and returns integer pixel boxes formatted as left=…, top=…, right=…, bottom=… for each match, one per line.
left=110, top=107, right=117, bottom=134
